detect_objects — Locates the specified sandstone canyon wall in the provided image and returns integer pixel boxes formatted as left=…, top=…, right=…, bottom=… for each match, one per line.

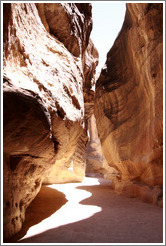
left=3, top=2, right=163, bottom=241
left=86, top=114, right=119, bottom=179
left=3, top=3, right=98, bottom=239
left=94, top=3, right=163, bottom=205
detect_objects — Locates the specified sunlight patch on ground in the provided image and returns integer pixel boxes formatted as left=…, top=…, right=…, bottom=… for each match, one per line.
left=19, top=177, right=102, bottom=241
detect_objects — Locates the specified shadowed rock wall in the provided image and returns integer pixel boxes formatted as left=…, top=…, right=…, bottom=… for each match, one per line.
left=94, top=3, right=163, bottom=204
left=3, top=3, right=98, bottom=239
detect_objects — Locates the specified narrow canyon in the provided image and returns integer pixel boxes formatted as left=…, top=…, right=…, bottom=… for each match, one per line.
left=3, top=3, right=163, bottom=243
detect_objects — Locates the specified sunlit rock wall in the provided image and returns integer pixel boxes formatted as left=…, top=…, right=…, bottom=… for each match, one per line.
left=3, top=3, right=98, bottom=239
left=86, top=114, right=118, bottom=179
left=94, top=3, right=163, bottom=205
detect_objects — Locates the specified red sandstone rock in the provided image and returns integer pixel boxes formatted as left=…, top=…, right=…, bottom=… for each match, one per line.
left=3, top=79, right=56, bottom=239
left=94, top=3, right=163, bottom=204
left=86, top=114, right=118, bottom=178
left=3, top=3, right=98, bottom=239
left=36, top=3, right=92, bottom=57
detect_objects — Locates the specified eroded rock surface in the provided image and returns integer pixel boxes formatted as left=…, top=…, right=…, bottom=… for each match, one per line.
left=86, top=114, right=118, bottom=179
left=3, top=3, right=98, bottom=239
left=94, top=3, right=163, bottom=204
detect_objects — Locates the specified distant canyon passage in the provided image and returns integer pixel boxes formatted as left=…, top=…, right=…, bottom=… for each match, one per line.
left=3, top=3, right=163, bottom=241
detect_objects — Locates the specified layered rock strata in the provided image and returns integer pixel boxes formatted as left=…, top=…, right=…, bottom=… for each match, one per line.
left=94, top=3, right=163, bottom=205
left=3, top=3, right=98, bottom=239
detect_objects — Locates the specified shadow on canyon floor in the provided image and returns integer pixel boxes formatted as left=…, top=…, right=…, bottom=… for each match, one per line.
left=13, top=181, right=163, bottom=244
left=6, top=186, right=68, bottom=243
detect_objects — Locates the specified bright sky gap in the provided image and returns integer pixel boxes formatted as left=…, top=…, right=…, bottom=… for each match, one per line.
left=91, top=2, right=126, bottom=74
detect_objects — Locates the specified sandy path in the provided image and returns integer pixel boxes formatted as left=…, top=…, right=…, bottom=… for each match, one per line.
left=8, top=177, right=163, bottom=243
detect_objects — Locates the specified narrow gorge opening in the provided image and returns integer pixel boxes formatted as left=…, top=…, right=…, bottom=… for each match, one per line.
left=85, top=2, right=126, bottom=178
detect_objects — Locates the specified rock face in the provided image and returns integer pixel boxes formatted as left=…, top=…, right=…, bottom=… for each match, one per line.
left=94, top=3, right=163, bottom=204
left=43, top=38, right=98, bottom=184
left=3, top=3, right=98, bottom=239
left=86, top=114, right=118, bottom=178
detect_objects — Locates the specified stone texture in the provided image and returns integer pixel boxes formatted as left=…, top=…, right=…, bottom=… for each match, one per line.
left=86, top=114, right=118, bottom=179
left=3, top=3, right=98, bottom=239
left=36, top=3, right=92, bottom=57
left=94, top=3, right=163, bottom=204
left=83, top=38, right=99, bottom=91
left=83, top=39, right=99, bottom=120
left=3, top=80, right=56, bottom=240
